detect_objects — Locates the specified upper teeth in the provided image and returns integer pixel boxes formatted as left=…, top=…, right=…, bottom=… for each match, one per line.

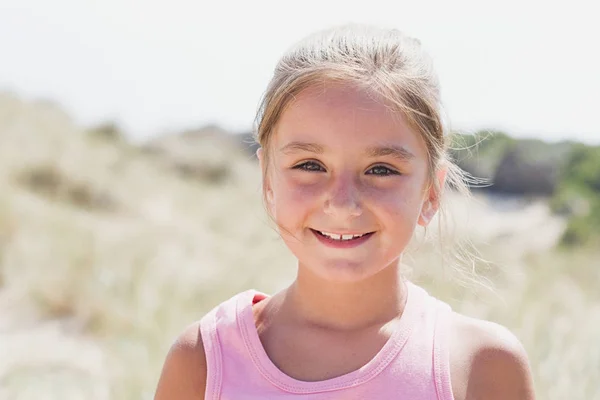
left=319, top=231, right=366, bottom=240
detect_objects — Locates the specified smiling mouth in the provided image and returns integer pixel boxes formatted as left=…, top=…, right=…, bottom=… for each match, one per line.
left=310, top=229, right=375, bottom=242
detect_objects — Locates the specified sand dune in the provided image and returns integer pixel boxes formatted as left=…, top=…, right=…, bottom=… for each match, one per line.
left=0, top=94, right=597, bottom=399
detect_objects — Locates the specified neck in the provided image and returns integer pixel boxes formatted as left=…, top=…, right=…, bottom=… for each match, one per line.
left=283, top=260, right=408, bottom=332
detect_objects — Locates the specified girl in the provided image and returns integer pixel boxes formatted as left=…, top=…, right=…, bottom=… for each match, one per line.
left=154, top=25, right=535, bottom=399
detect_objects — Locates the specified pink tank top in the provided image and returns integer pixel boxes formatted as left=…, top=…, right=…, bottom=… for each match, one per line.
left=200, top=281, right=454, bottom=399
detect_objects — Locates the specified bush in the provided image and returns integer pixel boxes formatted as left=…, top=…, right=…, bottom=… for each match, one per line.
left=450, top=131, right=571, bottom=195
left=560, top=205, right=600, bottom=247
left=88, top=122, right=125, bottom=142
left=16, top=165, right=117, bottom=212
left=553, top=144, right=600, bottom=246
left=492, top=145, right=559, bottom=195
left=449, top=131, right=516, bottom=181
left=561, top=145, right=600, bottom=192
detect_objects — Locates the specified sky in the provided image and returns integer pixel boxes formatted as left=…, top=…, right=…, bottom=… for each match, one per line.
left=0, top=0, right=598, bottom=144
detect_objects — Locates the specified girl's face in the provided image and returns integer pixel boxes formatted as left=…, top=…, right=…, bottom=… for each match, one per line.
left=260, top=83, right=441, bottom=282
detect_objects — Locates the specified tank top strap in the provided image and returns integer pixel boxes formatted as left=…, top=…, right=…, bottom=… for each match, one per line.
left=200, top=290, right=260, bottom=400
left=200, top=301, right=223, bottom=400
left=433, top=298, right=454, bottom=400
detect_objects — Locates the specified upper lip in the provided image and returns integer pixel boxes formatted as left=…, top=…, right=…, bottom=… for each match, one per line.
left=311, top=228, right=374, bottom=235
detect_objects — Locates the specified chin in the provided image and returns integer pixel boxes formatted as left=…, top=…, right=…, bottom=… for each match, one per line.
left=304, top=258, right=386, bottom=283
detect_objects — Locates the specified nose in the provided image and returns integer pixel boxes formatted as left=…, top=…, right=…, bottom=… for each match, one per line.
left=323, top=173, right=363, bottom=219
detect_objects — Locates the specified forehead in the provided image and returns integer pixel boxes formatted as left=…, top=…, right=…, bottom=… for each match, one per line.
left=273, top=83, right=426, bottom=157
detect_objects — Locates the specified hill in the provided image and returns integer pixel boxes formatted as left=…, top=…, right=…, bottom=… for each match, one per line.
left=0, top=93, right=598, bottom=399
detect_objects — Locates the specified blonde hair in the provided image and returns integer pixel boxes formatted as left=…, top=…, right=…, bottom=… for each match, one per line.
left=253, top=24, right=484, bottom=286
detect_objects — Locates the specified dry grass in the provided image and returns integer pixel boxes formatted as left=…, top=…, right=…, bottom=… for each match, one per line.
left=0, top=93, right=598, bottom=399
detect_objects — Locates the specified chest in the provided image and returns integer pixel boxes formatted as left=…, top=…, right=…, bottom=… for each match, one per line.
left=257, top=322, right=393, bottom=382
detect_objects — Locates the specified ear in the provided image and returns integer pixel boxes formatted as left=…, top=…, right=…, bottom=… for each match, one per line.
left=418, top=167, right=447, bottom=227
left=256, top=147, right=274, bottom=204
left=256, top=147, right=264, bottom=168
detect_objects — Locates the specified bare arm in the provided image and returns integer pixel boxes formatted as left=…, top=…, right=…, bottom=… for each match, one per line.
left=154, top=321, right=207, bottom=400
left=450, top=314, right=536, bottom=400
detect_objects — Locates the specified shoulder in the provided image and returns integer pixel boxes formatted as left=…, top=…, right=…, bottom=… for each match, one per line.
left=448, top=312, right=535, bottom=400
left=154, top=321, right=207, bottom=400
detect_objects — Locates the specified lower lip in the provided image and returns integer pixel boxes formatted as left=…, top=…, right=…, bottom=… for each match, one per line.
left=311, top=229, right=375, bottom=249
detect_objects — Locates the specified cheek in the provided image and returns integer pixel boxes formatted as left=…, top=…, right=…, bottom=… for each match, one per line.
left=368, top=180, right=425, bottom=221
left=270, top=174, right=322, bottom=215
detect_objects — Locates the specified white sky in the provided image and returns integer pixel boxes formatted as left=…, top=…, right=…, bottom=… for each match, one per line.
left=0, top=0, right=598, bottom=143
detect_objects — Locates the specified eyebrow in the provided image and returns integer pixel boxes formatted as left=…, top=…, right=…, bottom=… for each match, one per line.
left=366, top=144, right=415, bottom=161
left=280, top=141, right=325, bottom=155
left=279, top=141, right=415, bottom=162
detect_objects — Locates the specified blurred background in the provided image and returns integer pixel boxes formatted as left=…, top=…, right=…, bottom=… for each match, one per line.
left=0, top=0, right=598, bottom=399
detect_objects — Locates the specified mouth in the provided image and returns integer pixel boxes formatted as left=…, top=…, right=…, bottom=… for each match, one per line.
left=310, top=228, right=375, bottom=248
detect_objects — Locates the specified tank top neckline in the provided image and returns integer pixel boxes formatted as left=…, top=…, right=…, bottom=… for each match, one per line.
left=236, top=280, right=426, bottom=394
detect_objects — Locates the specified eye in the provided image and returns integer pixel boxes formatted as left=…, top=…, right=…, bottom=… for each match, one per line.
left=292, top=161, right=325, bottom=172
left=366, top=165, right=400, bottom=176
